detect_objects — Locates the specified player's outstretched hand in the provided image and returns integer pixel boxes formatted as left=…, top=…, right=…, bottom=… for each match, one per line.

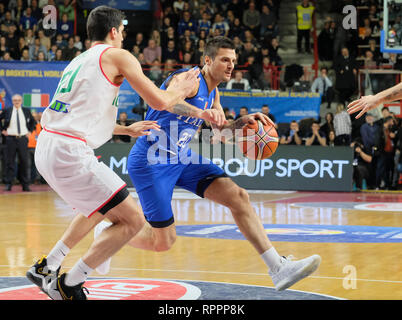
left=347, top=95, right=381, bottom=119
left=243, top=112, right=275, bottom=127
left=200, top=109, right=227, bottom=127
left=125, top=121, right=161, bottom=137
left=168, top=67, right=200, bottom=98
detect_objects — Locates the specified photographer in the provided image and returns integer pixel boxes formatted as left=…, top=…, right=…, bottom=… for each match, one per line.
left=374, top=116, right=398, bottom=189
left=351, top=138, right=373, bottom=190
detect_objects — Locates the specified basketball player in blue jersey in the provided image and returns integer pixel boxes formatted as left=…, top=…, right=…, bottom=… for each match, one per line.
left=96, top=36, right=322, bottom=291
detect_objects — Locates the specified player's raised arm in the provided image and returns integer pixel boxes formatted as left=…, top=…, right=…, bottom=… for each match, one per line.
left=108, top=48, right=199, bottom=111
left=347, top=81, right=402, bottom=119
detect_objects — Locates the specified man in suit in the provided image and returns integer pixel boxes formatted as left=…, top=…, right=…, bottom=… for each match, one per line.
left=0, top=94, right=36, bottom=191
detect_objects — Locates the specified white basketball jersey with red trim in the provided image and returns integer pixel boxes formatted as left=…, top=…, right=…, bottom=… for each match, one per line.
left=40, top=44, right=120, bottom=149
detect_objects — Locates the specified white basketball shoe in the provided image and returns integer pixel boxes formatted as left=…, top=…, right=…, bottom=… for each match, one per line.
left=94, top=220, right=113, bottom=275
left=269, top=254, right=321, bottom=291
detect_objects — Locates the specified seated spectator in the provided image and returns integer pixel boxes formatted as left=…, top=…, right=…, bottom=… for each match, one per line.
left=54, top=33, right=67, bottom=49
left=134, top=32, right=147, bottom=52
left=37, top=50, right=46, bottom=61
left=162, top=59, right=176, bottom=78
left=268, top=37, right=283, bottom=66
left=38, top=29, right=51, bottom=51
left=30, top=0, right=42, bottom=21
left=0, top=36, right=8, bottom=58
left=351, top=138, right=374, bottom=190
left=1, top=11, right=19, bottom=32
left=181, top=52, right=194, bottom=69
left=58, top=0, right=75, bottom=21
left=244, top=55, right=262, bottom=89
left=143, top=39, right=162, bottom=65
left=179, top=39, right=194, bottom=62
left=280, top=120, right=302, bottom=145
left=235, top=106, right=249, bottom=120
left=24, top=28, right=35, bottom=47
left=261, top=104, right=276, bottom=123
left=178, top=11, right=197, bottom=38
left=1, top=52, right=13, bottom=60
left=48, top=44, right=58, bottom=61
left=113, top=112, right=133, bottom=143
left=260, top=56, right=276, bottom=89
left=239, top=41, right=258, bottom=65
left=328, top=130, right=336, bottom=147
left=305, top=121, right=327, bottom=146
left=198, top=12, right=212, bottom=36
left=229, top=18, right=245, bottom=39
left=318, top=19, right=334, bottom=62
left=62, top=36, right=77, bottom=61
left=54, top=48, right=63, bottom=61
left=20, top=47, right=30, bottom=61
left=57, top=13, right=74, bottom=38
left=194, top=39, right=205, bottom=66
left=73, top=35, right=83, bottom=51
left=260, top=4, right=277, bottom=39
left=162, top=39, right=179, bottom=63
left=19, top=7, right=37, bottom=33
left=311, top=67, right=334, bottom=109
left=173, top=0, right=186, bottom=14
left=212, top=13, right=229, bottom=37
left=333, top=103, right=352, bottom=146
left=226, top=70, right=251, bottom=90
left=5, top=25, right=18, bottom=59
left=242, top=1, right=260, bottom=39
left=29, top=37, right=47, bottom=60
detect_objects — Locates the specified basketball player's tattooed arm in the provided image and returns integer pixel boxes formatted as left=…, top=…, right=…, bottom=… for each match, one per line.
left=348, top=82, right=402, bottom=119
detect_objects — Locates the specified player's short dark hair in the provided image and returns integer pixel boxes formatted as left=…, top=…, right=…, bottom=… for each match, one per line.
left=204, top=36, right=235, bottom=60
left=86, top=6, right=126, bottom=41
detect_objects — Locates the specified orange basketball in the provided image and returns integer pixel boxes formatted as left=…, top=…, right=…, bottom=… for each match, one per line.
left=237, top=120, right=279, bottom=160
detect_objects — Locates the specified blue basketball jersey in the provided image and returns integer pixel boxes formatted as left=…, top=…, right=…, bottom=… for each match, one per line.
left=134, top=68, right=216, bottom=163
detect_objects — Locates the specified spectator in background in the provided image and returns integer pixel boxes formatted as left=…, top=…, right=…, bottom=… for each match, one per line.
left=311, top=67, right=334, bottom=109
left=334, top=47, right=357, bottom=106
left=54, top=48, right=63, bottom=61
left=375, top=116, right=397, bottom=189
left=229, top=18, right=245, bottom=39
left=28, top=110, right=42, bottom=184
left=327, top=130, right=336, bottom=147
left=38, top=29, right=51, bottom=51
left=226, top=70, right=251, bottom=90
left=149, top=59, right=163, bottom=85
left=134, top=32, right=146, bottom=52
left=162, top=39, right=179, bottom=63
left=30, top=0, right=42, bottom=21
left=296, top=0, right=315, bottom=54
left=227, top=0, right=243, bottom=19
left=57, top=13, right=74, bottom=38
left=1, top=52, right=13, bottom=60
left=58, top=0, right=75, bottom=21
left=62, top=36, right=77, bottom=61
left=351, top=138, right=373, bottom=190
left=37, top=50, right=46, bottom=61
left=29, top=37, right=47, bottom=60
left=280, top=120, right=302, bottom=145
left=261, top=104, right=276, bottom=124
left=113, top=112, right=132, bottom=143
left=360, top=112, right=378, bottom=153
left=178, top=11, right=197, bottom=38
left=198, top=12, right=212, bottom=36
left=260, top=5, right=277, bottom=39
left=243, top=1, right=261, bottom=39
left=73, top=35, right=83, bottom=51
left=0, top=36, right=8, bottom=58
left=143, top=39, right=162, bottom=65
left=1, top=11, right=19, bottom=32
left=0, top=94, right=36, bottom=192
left=320, top=112, right=334, bottom=144
left=54, top=33, right=67, bottom=49
left=318, top=19, right=334, bottom=61
left=19, top=7, right=37, bottom=33
left=333, top=103, right=352, bottom=146
left=212, top=13, right=229, bottom=37
left=48, top=44, right=58, bottom=61
left=24, top=28, right=35, bottom=47
left=5, top=25, right=18, bottom=59
left=305, top=121, right=327, bottom=146
left=173, top=0, right=186, bottom=15
left=235, top=106, right=249, bottom=120
left=20, top=47, right=30, bottom=61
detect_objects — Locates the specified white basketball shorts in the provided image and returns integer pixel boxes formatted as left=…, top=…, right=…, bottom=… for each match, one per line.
left=35, top=128, right=128, bottom=217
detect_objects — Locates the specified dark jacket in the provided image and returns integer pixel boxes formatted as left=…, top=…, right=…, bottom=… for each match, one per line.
left=0, top=107, right=36, bottom=133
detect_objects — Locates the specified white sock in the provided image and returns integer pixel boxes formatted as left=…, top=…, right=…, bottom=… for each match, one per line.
left=261, top=247, right=282, bottom=273
left=47, top=240, right=70, bottom=271
left=65, top=258, right=93, bottom=287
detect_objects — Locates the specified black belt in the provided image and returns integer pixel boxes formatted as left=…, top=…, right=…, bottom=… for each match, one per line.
left=7, top=135, right=26, bottom=139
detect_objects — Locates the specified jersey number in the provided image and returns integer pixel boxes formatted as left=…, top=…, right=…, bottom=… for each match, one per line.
left=55, top=64, right=82, bottom=95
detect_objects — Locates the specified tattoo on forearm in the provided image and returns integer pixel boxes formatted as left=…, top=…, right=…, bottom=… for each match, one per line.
left=172, top=103, right=196, bottom=117
left=385, top=84, right=402, bottom=102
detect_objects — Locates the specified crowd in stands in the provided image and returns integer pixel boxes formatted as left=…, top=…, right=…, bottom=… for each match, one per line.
left=1, top=0, right=402, bottom=190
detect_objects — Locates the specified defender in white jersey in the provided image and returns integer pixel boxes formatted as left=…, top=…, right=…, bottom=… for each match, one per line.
left=27, top=5, right=224, bottom=300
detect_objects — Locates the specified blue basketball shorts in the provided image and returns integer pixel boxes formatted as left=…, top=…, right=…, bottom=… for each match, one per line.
left=127, top=150, right=227, bottom=228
